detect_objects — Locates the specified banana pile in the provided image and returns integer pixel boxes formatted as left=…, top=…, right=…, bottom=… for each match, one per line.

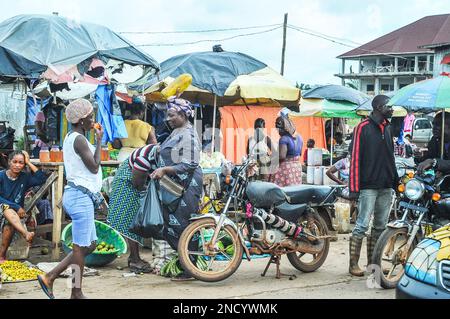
left=160, top=256, right=184, bottom=277
left=0, top=261, right=43, bottom=283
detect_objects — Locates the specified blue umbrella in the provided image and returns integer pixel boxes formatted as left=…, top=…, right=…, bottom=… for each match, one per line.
left=303, top=84, right=370, bottom=106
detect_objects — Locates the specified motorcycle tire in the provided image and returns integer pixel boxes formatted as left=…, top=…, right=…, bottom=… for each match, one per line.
left=287, top=212, right=330, bottom=273
left=371, top=227, right=418, bottom=289
left=178, top=218, right=243, bottom=282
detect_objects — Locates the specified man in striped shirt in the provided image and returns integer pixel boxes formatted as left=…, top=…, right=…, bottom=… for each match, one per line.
left=348, top=95, right=398, bottom=277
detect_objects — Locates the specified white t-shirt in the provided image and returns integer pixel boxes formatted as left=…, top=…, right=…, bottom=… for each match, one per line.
left=334, top=157, right=350, bottom=182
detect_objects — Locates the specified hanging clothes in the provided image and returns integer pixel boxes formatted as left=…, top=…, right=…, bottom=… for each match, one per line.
left=95, top=84, right=128, bottom=144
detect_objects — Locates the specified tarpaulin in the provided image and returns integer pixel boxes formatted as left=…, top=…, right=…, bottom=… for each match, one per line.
left=220, top=105, right=326, bottom=164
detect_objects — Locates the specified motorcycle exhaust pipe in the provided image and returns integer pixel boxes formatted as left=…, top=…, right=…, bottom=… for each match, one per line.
left=280, top=239, right=324, bottom=255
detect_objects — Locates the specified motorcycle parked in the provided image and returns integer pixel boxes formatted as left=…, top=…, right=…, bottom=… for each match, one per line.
left=177, top=158, right=343, bottom=282
left=371, top=166, right=450, bottom=289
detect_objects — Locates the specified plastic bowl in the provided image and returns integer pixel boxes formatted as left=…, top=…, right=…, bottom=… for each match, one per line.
left=61, top=220, right=127, bottom=267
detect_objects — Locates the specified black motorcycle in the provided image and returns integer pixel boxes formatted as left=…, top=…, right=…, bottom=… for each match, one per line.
left=177, top=158, right=344, bottom=282
left=371, top=167, right=450, bottom=289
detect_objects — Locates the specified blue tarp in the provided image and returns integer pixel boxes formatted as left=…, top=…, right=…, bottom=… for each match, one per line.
left=95, top=85, right=128, bottom=144
left=130, top=51, right=266, bottom=97
left=0, top=14, right=159, bottom=78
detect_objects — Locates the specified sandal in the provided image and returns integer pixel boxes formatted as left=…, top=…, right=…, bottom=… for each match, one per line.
left=170, top=272, right=196, bottom=282
left=128, top=260, right=152, bottom=274
left=37, top=275, right=55, bottom=299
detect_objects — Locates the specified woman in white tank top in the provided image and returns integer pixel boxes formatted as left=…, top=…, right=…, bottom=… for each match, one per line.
left=37, top=99, right=103, bottom=300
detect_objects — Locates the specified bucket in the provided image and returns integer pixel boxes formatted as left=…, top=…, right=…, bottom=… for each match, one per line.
left=334, top=202, right=352, bottom=234
left=308, top=148, right=323, bottom=166
left=313, top=166, right=324, bottom=185
left=306, top=166, right=315, bottom=184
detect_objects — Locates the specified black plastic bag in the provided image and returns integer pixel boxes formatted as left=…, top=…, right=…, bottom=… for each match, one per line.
left=129, top=179, right=165, bottom=239
left=0, top=126, right=15, bottom=149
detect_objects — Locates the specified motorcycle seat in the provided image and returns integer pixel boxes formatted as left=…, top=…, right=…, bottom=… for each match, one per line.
left=282, top=185, right=335, bottom=205
left=274, top=202, right=308, bottom=223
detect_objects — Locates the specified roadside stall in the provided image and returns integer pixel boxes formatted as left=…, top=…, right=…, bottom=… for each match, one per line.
left=0, top=14, right=160, bottom=263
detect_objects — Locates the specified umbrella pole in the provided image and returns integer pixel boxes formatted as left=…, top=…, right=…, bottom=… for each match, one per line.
left=211, top=95, right=217, bottom=153
left=330, top=118, right=334, bottom=166
left=441, top=110, right=445, bottom=160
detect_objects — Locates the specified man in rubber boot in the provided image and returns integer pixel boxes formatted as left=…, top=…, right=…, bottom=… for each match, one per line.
left=348, top=95, right=398, bottom=277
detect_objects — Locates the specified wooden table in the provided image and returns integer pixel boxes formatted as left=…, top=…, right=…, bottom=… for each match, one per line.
left=29, top=159, right=121, bottom=260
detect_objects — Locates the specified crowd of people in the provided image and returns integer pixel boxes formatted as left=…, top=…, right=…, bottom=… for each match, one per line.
left=2, top=91, right=450, bottom=298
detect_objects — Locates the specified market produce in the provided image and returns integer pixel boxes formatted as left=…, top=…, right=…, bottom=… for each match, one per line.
left=160, top=256, right=183, bottom=277
left=200, top=151, right=225, bottom=169
left=0, top=261, right=43, bottom=283
left=67, top=241, right=118, bottom=254
left=93, top=123, right=102, bottom=130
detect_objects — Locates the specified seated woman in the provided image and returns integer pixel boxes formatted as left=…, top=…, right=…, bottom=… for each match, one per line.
left=112, top=100, right=157, bottom=162
left=0, top=151, right=46, bottom=263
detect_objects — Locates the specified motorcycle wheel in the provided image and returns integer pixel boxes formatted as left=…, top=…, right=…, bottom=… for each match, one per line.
left=287, top=212, right=330, bottom=273
left=178, top=218, right=243, bottom=282
left=371, top=227, right=417, bottom=289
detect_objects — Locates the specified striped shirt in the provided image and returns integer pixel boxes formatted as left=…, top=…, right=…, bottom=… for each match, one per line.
left=128, top=144, right=158, bottom=172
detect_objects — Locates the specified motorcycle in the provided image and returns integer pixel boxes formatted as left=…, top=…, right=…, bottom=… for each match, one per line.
left=177, top=158, right=343, bottom=282
left=371, top=165, right=450, bottom=289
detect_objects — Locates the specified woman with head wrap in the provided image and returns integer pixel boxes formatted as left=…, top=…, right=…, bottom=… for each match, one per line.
left=38, top=99, right=103, bottom=299
left=107, top=97, right=202, bottom=279
left=269, top=115, right=304, bottom=187
left=149, top=97, right=203, bottom=281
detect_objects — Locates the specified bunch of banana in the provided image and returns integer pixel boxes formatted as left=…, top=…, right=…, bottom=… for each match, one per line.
left=196, top=256, right=209, bottom=271
left=0, top=261, right=43, bottom=282
left=160, top=256, right=183, bottom=278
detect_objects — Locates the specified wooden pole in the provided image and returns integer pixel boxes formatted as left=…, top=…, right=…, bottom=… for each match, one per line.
left=211, top=95, right=217, bottom=153
left=280, top=13, right=288, bottom=76
left=51, top=164, right=64, bottom=261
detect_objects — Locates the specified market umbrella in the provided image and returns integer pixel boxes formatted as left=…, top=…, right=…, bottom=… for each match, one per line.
left=302, top=84, right=369, bottom=106
left=129, top=50, right=300, bottom=151
left=287, top=85, right=369, bottom=165
left=0, top=14, right=159, bottom=79
left=388, top=73, right=450, bottom=158
left=356, top=92, right=407, bottom=117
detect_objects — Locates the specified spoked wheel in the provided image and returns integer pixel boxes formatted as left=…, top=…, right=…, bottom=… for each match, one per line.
left=178, top=219, right=243, bottom=282
left=287, top=212, right=330, bottom=273
left=372, top=228, right=417, bottom=289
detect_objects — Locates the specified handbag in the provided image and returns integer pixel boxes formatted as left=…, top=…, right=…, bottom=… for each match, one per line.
left=129, top=179, right=165, bottom=239
left=67, top=182, right=106, bottom=211
left=158, top=175, right=190, bottom=213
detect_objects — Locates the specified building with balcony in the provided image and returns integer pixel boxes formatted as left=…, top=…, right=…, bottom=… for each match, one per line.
left=336, top=14, right=450, bottom=95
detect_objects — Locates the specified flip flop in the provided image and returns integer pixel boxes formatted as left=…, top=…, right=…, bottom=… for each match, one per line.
left=37, top=275, right=55, bottom=299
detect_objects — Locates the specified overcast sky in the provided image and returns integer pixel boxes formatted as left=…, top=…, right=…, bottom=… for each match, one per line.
left=1, top=0, right=449, bottom=86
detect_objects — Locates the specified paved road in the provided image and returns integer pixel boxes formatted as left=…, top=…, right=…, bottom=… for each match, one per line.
left=1, top=235, right=395, bottom=299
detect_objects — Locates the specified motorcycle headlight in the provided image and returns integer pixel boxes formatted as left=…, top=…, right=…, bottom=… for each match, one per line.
left=405, top=179, right=425, bottom=200
left=405, top=238, right=440, bottom=285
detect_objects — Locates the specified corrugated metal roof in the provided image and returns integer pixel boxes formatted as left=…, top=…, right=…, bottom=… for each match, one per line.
left=338, top=14, right=450, bottom=59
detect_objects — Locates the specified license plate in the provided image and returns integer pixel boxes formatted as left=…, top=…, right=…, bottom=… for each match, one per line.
left=399, top=201, right=428, bottom=213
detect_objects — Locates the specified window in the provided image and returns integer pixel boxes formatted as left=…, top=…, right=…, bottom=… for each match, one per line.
left=415, top=119, right=432, bottom=130
left=366, top=84, right=374, bottom=92
left=381, top=84, right=394, bottom=92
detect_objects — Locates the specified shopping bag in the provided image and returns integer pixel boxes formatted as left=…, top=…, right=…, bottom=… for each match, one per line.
left=129, top=180, right=165, bottom=239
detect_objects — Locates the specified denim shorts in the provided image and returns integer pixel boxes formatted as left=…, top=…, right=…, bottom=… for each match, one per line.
left=63, top=187, right=97, bottom=248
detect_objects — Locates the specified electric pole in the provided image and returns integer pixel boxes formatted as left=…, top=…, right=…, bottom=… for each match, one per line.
left=281, top=13, right=288, bottom=75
